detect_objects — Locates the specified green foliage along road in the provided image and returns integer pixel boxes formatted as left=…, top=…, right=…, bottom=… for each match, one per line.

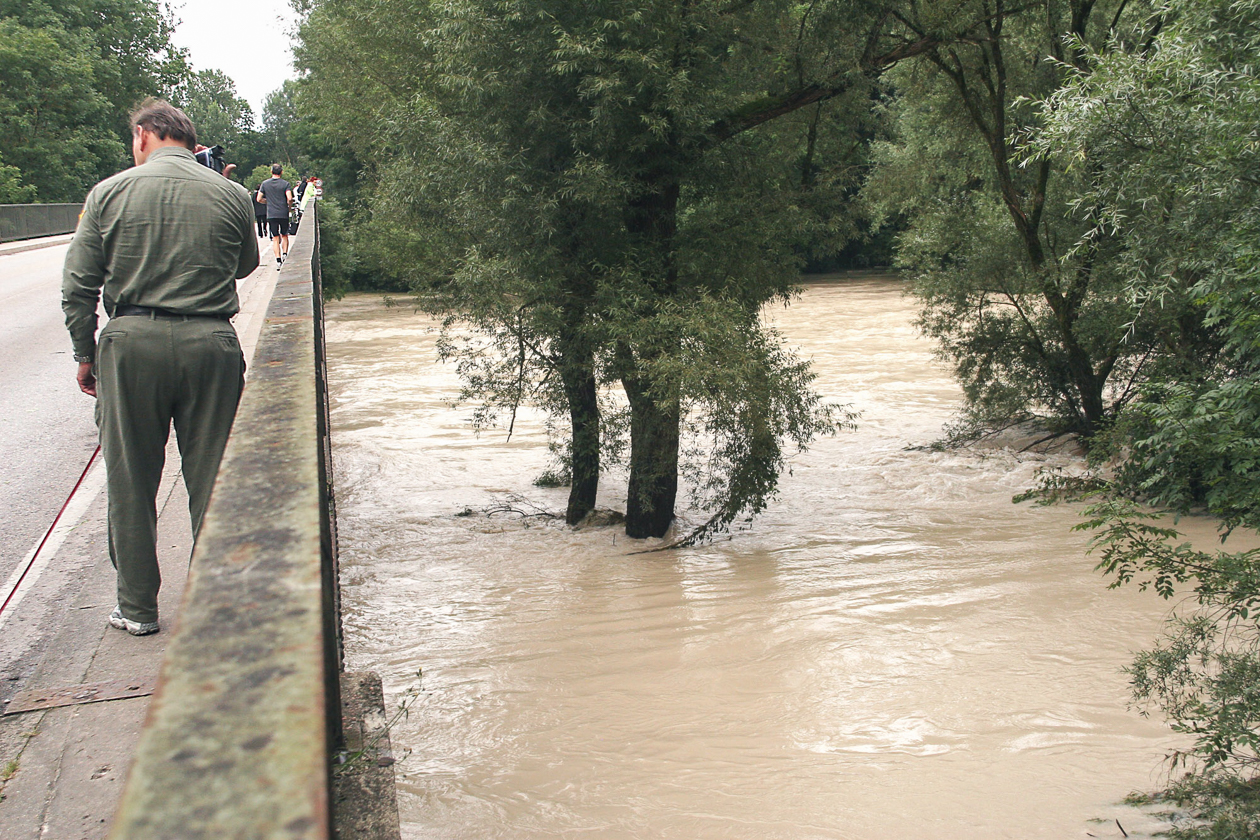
left=0, top=0, right=186, bottom=201
left=0, top=0, right=343, bottom=206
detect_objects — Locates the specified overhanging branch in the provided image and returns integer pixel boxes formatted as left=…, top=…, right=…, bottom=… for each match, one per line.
left=700, top=33, right=942, bottom=149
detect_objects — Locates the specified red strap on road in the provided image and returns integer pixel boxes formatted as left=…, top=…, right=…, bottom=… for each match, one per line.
left=0, top=445, right=101, bottom=618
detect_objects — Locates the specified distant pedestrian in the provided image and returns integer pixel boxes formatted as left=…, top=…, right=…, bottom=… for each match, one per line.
left=62, top=99, right=258, bottom=636
left=299, top=177, right=316, bottom=215
left=252, top=183, right=268, bottom=238
left=256, top=163, right=293, bottom=268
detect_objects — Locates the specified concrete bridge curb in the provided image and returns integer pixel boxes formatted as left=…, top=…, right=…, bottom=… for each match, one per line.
left=102, top=202, right=400, bottom=839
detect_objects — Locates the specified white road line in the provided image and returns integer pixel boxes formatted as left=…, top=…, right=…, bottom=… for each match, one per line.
left=0, top=458, right=107, bottom=631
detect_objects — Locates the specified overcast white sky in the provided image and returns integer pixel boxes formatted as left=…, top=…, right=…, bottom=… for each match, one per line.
left=168, top=0, right=301, bottom=123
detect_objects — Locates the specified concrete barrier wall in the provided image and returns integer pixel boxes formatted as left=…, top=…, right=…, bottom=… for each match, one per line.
left=0, top=204, right=81, bottom=242
left=108, top=203, right=345, bottom=839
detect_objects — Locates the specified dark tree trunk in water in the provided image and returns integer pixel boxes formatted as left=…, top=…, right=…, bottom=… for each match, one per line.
left=1064, top=340, right=1113, bottom=438
left=561, top=362, right=599, bottom=525
left=621, top=167, right=682, bottom=539
left=623, top=371, right=680, bottom=538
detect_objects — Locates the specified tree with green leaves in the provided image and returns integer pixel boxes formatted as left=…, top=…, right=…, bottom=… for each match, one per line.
left=0, top=19, right=125, bottom=201
left=866, top=0, right=1175, bottom=443
left=260, top=80, right=301, bottom=167
left=0, top=150, right=34, bottom=203
left=171, top=69, right=255, bottom=153
left=1021, top=1, right=1260, bottom=833
left=299, top=0, right=1000, bottom=537
left=0, top=0, right=188, bottom=132
left=0, top=0, right=186, bottom=200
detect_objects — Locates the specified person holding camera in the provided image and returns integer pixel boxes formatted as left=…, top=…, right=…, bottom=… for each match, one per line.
left=61, top=99, right=259, bottom=636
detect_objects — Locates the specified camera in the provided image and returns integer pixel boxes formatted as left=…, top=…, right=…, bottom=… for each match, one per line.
left=194, top=144, right=226, bottom=173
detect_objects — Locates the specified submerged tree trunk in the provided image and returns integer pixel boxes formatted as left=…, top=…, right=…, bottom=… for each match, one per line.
left=1062, top=337, right=1113, bottom=437
left=561, top=360, right=599, bottom=525
left=622, top=368, right=680, bottom=538
left=620, top=168, right=682, bottom=538
left=554, top=262, right=601, bottom=525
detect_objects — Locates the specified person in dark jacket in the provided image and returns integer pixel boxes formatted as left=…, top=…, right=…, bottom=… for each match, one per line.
left=252, top=183, right=268, bottom=237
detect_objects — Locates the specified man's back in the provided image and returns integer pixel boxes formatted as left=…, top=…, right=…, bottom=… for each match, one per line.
left=60, top=98, right=260, bottom=637
left=64, top=146, right=258, bottom=340
left=259, top=176, right=291, bottom=219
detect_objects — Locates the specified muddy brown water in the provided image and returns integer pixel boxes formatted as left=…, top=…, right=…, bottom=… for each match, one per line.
left=326, top=277, right=1186, bottom=839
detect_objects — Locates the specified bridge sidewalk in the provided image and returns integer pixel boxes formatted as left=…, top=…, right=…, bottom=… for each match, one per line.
left=0, top=234, right=76, bottom=257
left=0, top=248, right=282, bottom=840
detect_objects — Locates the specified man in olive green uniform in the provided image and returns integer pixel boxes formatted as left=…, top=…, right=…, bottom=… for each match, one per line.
left=63, top=100, right=259, bottom=635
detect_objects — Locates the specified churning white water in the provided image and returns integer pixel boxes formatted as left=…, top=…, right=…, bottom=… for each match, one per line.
left=327, top=276, right=1182, bottom=839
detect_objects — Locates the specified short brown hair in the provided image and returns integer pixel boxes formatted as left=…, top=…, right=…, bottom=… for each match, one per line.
left=130, top=98, right=197, bottom=150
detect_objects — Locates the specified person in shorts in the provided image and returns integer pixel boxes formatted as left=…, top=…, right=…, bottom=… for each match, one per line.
left=256, top=163, right=293, bottom=268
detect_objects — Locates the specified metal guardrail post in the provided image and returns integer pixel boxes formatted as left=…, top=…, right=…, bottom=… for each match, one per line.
left=109, top=201, right=342, bottom=839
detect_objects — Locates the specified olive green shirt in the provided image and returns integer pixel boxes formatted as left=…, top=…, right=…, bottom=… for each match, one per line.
left=62, top=146, right=260, bottom=359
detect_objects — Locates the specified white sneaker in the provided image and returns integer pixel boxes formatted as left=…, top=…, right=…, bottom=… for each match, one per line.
left=109, top=606, right=159, bottom=636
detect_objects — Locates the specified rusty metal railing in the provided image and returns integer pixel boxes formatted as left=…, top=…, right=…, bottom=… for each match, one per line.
left=109, top=202, right=345, bottom=839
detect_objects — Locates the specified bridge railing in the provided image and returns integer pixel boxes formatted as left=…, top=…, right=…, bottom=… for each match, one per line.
left=0, top=203, right=81, bottom=242
left=109, top=202, right=349, bottom=839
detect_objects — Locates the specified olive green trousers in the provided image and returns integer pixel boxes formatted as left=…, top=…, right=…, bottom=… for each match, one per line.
left=95, top=314, right=245, bottom=624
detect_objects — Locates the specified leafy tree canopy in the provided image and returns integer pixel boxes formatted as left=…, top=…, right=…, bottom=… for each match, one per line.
left=0, top=19, right=125, bottom=201
left=172, top=68, right=255, bottom=152
left=0, top=149, right=36, bottom=203
left=294, top=0, right=960, bottom=536
left=867, top=0, right=1167, bottom=442
left=0, top=0, right=187, bottom=118
left=0, top=0, right=186, bottom=200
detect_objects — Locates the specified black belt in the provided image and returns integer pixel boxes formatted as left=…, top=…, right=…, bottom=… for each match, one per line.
left=113, top=305, right=231, bottom=321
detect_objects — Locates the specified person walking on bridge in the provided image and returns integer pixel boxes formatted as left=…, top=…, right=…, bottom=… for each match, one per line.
left=256, top=163, right=293, bottom=268
left=62, top=99, right=259, bottom=636
left=252, top=181, right=268, bottom=238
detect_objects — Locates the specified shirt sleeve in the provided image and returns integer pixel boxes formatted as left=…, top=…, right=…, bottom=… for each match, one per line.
left=61, top=190, right=106, bottom=360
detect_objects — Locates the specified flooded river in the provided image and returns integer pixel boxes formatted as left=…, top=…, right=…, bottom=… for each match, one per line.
left=326, top=277, right=1181, bottom=839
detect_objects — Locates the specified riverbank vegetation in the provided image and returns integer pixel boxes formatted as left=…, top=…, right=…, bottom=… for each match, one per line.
left=1032, top=2, right=1260, bottom=834
left=293, top=0, right=1187, bottom=536
left=284, top=0, right=1260, bottom=830
left=866, top=1, right=1170, bottom=444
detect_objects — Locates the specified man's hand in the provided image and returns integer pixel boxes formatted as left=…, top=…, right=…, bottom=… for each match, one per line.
left=77, top=361, right=96, bottom=397
left=192, top=144, right=237, bottom=179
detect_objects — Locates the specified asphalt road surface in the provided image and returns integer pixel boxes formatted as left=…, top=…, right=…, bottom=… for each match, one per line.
left=0, top=243, right=101, bottom=586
